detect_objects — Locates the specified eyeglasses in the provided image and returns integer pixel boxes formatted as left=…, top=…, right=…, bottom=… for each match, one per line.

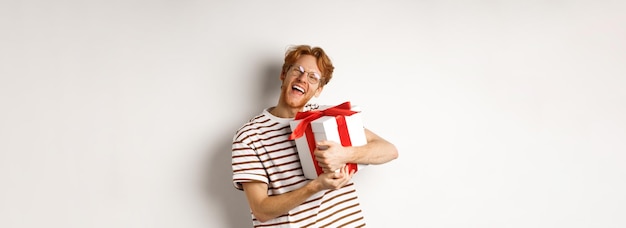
left=288, top=65, right=322, bottom=84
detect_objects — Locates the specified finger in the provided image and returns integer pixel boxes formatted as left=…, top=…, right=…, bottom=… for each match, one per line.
left=328, top=165, right=343, bottom=174
left=316, top=144, right=329, bottom=150
left=314, top=150, right=328, bottom=159
left=316, top=140, right=329, bottom=147
left=348, top=169, right=355, bottom=178
left=341, top=164, right=349, bottom=174
left=338, top=174, right=351, bottom=186
left=321, top=164, right=335, bottom=174
left=342, top=166, right=354, bottom=179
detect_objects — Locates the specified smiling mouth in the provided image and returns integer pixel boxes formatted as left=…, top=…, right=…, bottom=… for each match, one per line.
left=292, top=85, right=305, bottom=94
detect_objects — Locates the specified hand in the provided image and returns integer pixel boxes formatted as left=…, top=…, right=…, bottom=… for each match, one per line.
left=314, top=140, right=350, bottom=173
left=313, top=165, right=355, bottom=190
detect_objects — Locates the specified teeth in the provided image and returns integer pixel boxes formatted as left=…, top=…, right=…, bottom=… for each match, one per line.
left=293, top=85, right=305, bottom=93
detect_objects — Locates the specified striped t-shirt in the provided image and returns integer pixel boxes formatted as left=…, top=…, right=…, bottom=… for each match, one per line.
left=232, top=108, right=366, bottom=228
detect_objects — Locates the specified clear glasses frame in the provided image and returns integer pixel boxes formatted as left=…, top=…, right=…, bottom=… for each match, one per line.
left=288, top=65, right=322, bottom=84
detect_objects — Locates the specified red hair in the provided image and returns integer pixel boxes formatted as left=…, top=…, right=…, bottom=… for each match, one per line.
left=282, top=45, right=335, bottom=86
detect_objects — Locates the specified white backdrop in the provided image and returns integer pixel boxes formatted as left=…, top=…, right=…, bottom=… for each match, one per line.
left=1, top=1, right=625, bottom=227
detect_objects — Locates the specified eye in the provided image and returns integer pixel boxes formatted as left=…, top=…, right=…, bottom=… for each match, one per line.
left=308, top=74, right=320, bottom=84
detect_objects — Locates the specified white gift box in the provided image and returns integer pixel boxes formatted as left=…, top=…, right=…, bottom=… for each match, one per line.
left=289, top=104, right=367, bottom=179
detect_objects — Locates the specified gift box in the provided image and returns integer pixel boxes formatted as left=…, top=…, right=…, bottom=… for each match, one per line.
left=289, top=102, right=367, bottom=179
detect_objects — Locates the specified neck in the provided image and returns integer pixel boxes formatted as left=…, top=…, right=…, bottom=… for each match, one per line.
left=270, top=104, right=302, bottom=118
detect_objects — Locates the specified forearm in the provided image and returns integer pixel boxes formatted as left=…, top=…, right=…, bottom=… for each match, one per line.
left=244, top=181, right=322, bottom=222
left=349, top=129, right=398, bottom=164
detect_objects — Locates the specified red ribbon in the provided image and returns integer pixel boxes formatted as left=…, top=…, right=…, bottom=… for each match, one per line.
left=289, top=101, right=360, bottom=175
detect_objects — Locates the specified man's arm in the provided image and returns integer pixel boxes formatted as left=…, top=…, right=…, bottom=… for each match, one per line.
left=315, top=128, right=399, bottom=172
left=241, top=166, right=355, bottom=223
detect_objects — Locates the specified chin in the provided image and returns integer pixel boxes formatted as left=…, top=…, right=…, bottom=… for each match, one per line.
left=282, top=90, right=311, bottom=109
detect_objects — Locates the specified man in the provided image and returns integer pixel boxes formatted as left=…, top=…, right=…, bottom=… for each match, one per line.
left=232, top=45, right=398, bottom=227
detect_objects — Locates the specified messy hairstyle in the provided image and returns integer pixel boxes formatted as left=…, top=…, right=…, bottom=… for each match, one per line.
left=281, top=45, right=335, bottom=86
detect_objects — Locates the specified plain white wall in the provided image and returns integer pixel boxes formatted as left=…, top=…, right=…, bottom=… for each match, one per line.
left=1, top=0, right=625, bottom=227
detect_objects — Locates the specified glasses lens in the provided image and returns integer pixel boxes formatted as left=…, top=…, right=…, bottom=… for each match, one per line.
left=291, top=65, right=321, bottom=84
left=308, top=73, right=320, bottom=84
left=289, top=66, right=299, bottom=75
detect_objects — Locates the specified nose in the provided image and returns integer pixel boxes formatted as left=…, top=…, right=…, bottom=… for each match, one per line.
left=295, top=71, right=308, bottom=82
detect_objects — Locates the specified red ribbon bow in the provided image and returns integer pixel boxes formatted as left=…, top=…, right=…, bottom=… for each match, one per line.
left=289, top=101, right=360, bottom=176
left=289, top=101, right=358, bottom=140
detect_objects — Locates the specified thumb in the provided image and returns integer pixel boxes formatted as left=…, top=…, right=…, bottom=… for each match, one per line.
left=332, top=171, right=344, bottom=179
left=316, top=141, right=330, bottom=150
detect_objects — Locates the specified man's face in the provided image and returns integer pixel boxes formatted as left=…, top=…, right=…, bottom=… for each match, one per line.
left=280, top=54, right=323, bottom=109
